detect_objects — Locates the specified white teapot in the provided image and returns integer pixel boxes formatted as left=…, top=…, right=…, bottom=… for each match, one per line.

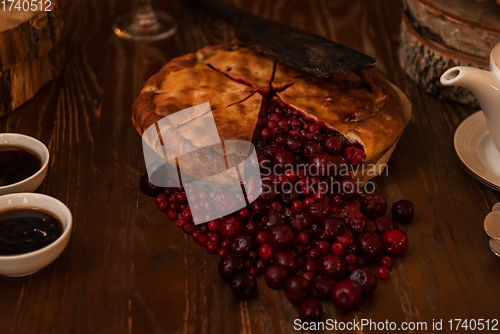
left=441, top=42, right=500, bottom=153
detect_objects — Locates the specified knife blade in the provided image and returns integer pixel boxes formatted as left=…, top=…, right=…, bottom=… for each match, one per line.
left=187, top=0, right=377, bottom=77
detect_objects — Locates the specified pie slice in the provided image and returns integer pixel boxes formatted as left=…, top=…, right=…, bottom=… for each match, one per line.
left=132, top=40, right=409, bottom=182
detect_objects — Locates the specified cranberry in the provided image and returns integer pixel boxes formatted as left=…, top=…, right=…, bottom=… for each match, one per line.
left=196, top=234, right=209, bottom=247
left=307, top=198, right=330, bottom=222
left=303, top=197, right=315, bottom=207
left=284, top=275, right=314, bottom=306
left=350, top=268, right=378, bottom=296
left=316, top=241, right=329, bottom=254
left=317, top=218, right=343, bottom=243
left=331, top=242, right=344, bottom=255
left=332, top=280, right=362, bottom=310
left=377, top=266, right=390, bottom=279
left=258, top=244, right=274, bottom=260
left=309, top=152, right=335, bottom=177
left=208, top=220, right=219, bottom=232
left=155, top=194, right=166, bottom=204
left=339, top=177, right=361, bottom=202
left=206, top=241, right=219, bottom=254
left=230, top=234, right=253, bottom=257
left=307, top=223, right=321, bottom=239
left=269, top=201, right=282, bottom=213
left=363, top=219, right=378, bottom=233
left=199, top=184, right=212, bottom=194
left=213, top=187, right=239, bottom=213
left=156, top=200, right=169, bottom=212
left=292, top=232, right=308, bottom=246
left=323, top=135, right=347, bottom=155
left=345, top=254, right=357, bottom=265
left=280, top=188, right=300, bottom=206
left=306, top=248, right=319, bottom=260
left=219, top=216, right=243, bottom=240
left=264, top=264, right=289, bottom=290
left=380, top=256, right=393, bottom=268
left=230, top=271, right=257, bottom=300
left=289, top=119, right=302, bottom=129
left=182, top=222, right=194, bottom=235
left=268, top=224, right=294, bottom=251
left=360, top=193, right=387, bottom=218
left=259, top=210, right=285, bottom=231
left=245, top=222, right=257, bottom=236
left=176, top=218, right=185, bottom=230
left=302, top=141, right=323, bottom=159
left=238, top=208, right=249, bottom=220
left=291, top=200, right=304, bottom=213
left=381, top=229, right=409, bottom=256
left=284, top=134, right=305, bottom=153
left=303, top=259, right=317, bottom=274
left=260, top=127, right=273, bottom=140
left=308, top=124, right=320, bottom=134
left=181, top=208, right=192, bottom=221
left=285, top=169, right=297, bottom=182
left=344, top=146, right=365, bottom=167
left=218, top=256, right=244, bottom=281
left=317, top=253, right=347, bottom=280
left=314, top=277, right=336, bottom=300
left=165, top=209, right=177, bottom=221
left=140, top=172, right=163, bottom=197
left=337, top=234, right=351, bottom=247
left=374, top=217, right=393, bottom=233
left=209, top=234, right=220, bottom=243
left=299, top=298, right=323, bottom=322
left=391, top=200, right=414, bottom=223
left=272, top=251, right=298, bottom=274
left=341, top=202, right=363, bottom=220
left=259, top=181, right=278, bottom=204
left=255, top=231, right=268, bottom=245
left=271, top=149, right=296, bottom=174
left=349, top=217, right=366, bottom=234
left=250, top=200, right=267, bottom=219
left=217, top=247, right=227, bottom=258
left=355, top=232, right=384, bottom=262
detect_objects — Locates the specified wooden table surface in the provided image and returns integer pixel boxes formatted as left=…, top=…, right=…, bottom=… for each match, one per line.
left=1, top=0, right=500, bottom=333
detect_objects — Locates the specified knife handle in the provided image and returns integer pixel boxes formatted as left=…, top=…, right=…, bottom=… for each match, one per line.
left=186, top=0, right=248, bottom=24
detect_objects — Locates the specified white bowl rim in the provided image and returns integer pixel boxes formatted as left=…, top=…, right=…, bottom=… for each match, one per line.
left=0, top=193, right=72, bottom=259
left=0, top=133, right=50, bottom=191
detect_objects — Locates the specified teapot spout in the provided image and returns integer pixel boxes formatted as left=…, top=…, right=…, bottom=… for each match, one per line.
left=441, top=66, right=500, bottom=113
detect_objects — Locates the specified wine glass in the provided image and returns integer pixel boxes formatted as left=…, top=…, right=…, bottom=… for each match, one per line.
left=113, top=0, right=177, bottom=41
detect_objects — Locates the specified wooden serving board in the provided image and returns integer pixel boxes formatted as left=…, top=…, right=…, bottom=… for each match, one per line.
left=0, top=0, right=65, bottom=116
left=399, top=0, right=500, bottom=105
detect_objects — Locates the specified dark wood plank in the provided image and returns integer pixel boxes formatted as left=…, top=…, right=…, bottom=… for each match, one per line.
left=1, top=0, right=499, bottom=333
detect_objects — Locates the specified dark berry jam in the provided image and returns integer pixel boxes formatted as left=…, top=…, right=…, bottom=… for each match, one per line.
left=0, top=146, right=42, bottom=187
left=0, top=209, right=63, bottom=255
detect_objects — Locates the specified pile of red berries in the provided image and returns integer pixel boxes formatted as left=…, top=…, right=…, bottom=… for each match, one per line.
left=140, top=171, right=414, bottom=321
left=140, top=96, right=415, bottom=321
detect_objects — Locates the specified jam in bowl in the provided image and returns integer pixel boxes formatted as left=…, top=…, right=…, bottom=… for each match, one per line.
left=0, top=133, right=49, bottom=195
left=0, top=193, right=72, bottom=277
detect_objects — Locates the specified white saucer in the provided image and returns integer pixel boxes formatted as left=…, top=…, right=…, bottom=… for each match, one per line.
left=454, top=111, right=500, bottom=191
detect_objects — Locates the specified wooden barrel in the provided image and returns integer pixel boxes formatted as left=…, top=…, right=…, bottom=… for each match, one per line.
left=0, top=0, right=65, bottom=116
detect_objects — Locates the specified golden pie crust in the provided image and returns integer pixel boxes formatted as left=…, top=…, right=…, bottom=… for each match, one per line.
left=132, top=41, right=408, bottom=180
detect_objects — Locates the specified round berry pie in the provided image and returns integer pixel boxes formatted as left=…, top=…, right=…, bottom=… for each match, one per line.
left=133, top=41, right=415, bottom=319
left=132, top=41, right=410, bottom=183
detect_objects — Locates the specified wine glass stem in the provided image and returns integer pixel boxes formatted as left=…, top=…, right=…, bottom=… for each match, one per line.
left=135, top=0, right=158, bottom=26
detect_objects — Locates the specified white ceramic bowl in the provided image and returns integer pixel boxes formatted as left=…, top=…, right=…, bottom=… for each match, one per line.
left=0, top=193, right=72, bottom=277
left=0, top=133, right=50, bottom=195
